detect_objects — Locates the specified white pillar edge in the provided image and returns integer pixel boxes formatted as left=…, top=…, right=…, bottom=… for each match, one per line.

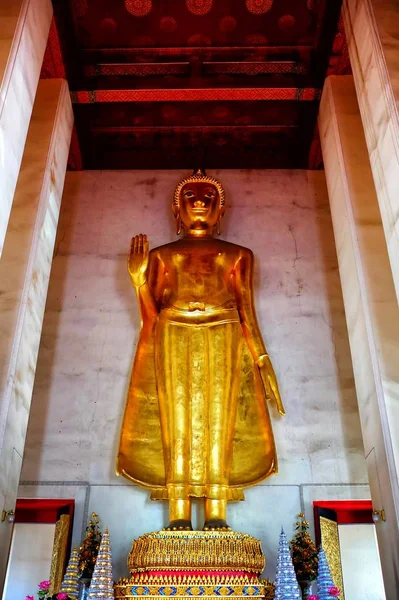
left=319, top=76, right=399, bottom=594
left=0, top=79, right=73, bottom=590
left=343, top=0, right=399, bottom=304
left=0, top=0, right=53, bottom=256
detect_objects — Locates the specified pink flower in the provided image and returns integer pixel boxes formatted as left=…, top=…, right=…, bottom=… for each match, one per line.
left=328, top=587, right=340, bottom=597
left=25, top=596, right=34, bottom=600
left=57, top=594, right=68, bottom=600
left=38, top=580, right=51, bottom=591
left=308, top=596, right=319, bottom=600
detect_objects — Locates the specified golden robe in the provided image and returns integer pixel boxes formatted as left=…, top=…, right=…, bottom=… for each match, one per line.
left=117, top=241, right=277, bottom=500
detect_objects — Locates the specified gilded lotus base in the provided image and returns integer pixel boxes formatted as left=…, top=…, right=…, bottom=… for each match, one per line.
left=127, top=530, right=265, bottom=574
left=115, top=530, right=275, bottom=599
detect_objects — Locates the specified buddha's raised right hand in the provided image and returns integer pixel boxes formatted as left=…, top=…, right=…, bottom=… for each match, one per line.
left=128, top=234, right=149, bottom=288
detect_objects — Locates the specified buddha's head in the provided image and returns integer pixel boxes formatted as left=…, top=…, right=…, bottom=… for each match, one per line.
left=173, top=169, right=225, bottom=235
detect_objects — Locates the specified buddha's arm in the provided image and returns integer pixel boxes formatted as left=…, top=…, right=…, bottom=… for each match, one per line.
left=234, top=249, right=285, bottom=416
left=135, top=283, right=158, bottom=326
left=136, top=253, right=164, bottom=328
left=233, top=249, right=267, bottom=361
left=128, top=235, right=162, bottom=327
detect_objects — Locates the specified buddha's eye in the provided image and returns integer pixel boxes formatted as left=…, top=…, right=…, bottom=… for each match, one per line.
left=184, top=190, right=195, bottom=198
left=204, top=188, right=216, bottom=199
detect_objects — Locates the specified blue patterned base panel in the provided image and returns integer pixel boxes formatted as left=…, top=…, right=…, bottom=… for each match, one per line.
left=114, top=580, right=274, bottom=599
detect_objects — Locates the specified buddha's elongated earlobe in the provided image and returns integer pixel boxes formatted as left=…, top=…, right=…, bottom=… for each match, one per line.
left=216, top=214, right=222, bottom=236
left=176, top=211, right=182, bottom=235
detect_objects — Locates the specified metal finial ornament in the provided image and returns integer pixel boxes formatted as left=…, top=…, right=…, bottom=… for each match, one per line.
left=60, top=547, right=80, bottom=599
left=274, top=528, right=301, bottom=600
left=88, top=528, right=114, bottom=600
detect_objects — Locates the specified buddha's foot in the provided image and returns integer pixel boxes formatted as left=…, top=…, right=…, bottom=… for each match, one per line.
left=203, top=519, right=231, bottom=531
left=164, top=519, right=193, bottom=531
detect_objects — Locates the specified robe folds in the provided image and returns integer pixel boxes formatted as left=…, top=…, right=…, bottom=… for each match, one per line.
left=117, top=307, right=278, bottom=501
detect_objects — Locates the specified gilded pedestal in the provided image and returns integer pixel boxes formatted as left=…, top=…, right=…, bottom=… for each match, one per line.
left=115, top=531, right=274, bottom=599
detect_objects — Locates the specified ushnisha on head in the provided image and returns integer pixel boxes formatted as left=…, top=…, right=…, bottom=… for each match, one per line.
left=173, top=169, right=226, bottom=235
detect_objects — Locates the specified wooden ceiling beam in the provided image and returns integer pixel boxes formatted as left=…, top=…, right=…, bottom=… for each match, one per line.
left=71, top=87, right=320, bottom=103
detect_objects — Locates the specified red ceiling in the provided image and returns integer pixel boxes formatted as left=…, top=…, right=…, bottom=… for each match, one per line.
left=43, top=0, right=349, bottom=170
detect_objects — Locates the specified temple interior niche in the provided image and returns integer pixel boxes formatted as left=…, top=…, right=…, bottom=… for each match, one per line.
left=20, top=169, right=368, bottom=581
left=1, top=0, right=398, bottom=597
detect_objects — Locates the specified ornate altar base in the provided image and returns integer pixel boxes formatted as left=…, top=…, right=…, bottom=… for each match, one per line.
left=115, top=531, right=274, bottom=599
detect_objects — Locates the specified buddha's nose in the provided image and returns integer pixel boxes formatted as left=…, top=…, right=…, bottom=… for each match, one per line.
left=194, top=199, right=205, bottom=207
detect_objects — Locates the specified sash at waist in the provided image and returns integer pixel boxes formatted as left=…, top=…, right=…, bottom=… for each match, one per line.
left=158, top=306, right=241, bottom=326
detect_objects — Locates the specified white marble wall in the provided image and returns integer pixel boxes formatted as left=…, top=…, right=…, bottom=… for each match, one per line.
left=18, top=481, right=371, bottom=582
left=0, top=79, right=73, bottom=587
left=319, top=75, right=399, bottom=594
left=19, top=169, right=369, bottom=580
left=3, top=523, right=56, bottom=600
left=343, top=0, right=399, bottom=302
left=339, top=524, right=386, bottom=600
left=0, top=0, right=53, bottom=255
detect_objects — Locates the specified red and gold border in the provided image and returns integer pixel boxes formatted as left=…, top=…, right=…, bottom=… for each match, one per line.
left=71, top=88, right=320, bottom=104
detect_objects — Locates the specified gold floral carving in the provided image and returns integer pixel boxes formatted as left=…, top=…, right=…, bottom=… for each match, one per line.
left=320, top=516, right=345, bottom=600
left=245, top=0, right=273, bottom=15
left=186, top=0, right=213, bottom=16
left=125, top=0, right=152, bottom=17
left=115, top=574, right=275, bottom=599
left=49, top=514, right=70, bottom=595
left=128, top=530, right=265, bottom=574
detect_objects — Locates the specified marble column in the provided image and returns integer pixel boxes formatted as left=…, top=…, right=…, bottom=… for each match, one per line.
left=0, top=79, right=73, bottom=589
left=319, top=75, right=399, bottom=594
left=343, top=0, right=399, bottom=302
left=0, top=0, right=53, bottom=256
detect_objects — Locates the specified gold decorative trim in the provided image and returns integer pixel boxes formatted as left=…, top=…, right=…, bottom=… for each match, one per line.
left=320, top=516, right=345, bottom=600
left=115, top=574, right=274, bottom=599
left=49, top=514, right=70, bottom=595
left=128, top=531, right=265, bottom=574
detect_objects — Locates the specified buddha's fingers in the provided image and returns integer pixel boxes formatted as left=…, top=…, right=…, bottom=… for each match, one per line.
left=264, top=370, right=285, bottom=416
left=271, top=385, right=286, bottom=416
left=143, top=240, right=150, bottom=260
left=275, top=396, right=286, bottom=416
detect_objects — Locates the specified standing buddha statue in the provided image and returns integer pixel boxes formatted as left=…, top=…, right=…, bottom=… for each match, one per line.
left=117, top=170, right=285, bottom=531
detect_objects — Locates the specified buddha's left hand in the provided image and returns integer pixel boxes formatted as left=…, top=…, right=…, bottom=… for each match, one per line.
left=257, top=355, right=286, bottom=416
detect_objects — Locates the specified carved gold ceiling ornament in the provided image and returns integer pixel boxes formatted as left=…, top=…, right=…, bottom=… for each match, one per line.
left=186, top=34, right=212, bottom=46
left=278, top=14, right=296, bottom=30
left=246, top=0, right=273, bottom=15
left=70, top=0, right=88, bottom=19
left=219, top=16, right=238, bottom=33
left=160, top=16, right=178, bottom=33
left=125, top=0, right=152, bottom=17
left=100, top=18, right=118, bottom=34
left=186, top=0, right=213, bottom=16
left=245, top=33, right=268, bottom=45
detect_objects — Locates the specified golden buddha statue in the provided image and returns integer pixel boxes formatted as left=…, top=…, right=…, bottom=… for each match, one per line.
left=117, top=170, right=285, bottom=531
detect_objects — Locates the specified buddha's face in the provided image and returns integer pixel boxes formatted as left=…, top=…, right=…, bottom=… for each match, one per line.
left=178, top=181, right=221, bottom=231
